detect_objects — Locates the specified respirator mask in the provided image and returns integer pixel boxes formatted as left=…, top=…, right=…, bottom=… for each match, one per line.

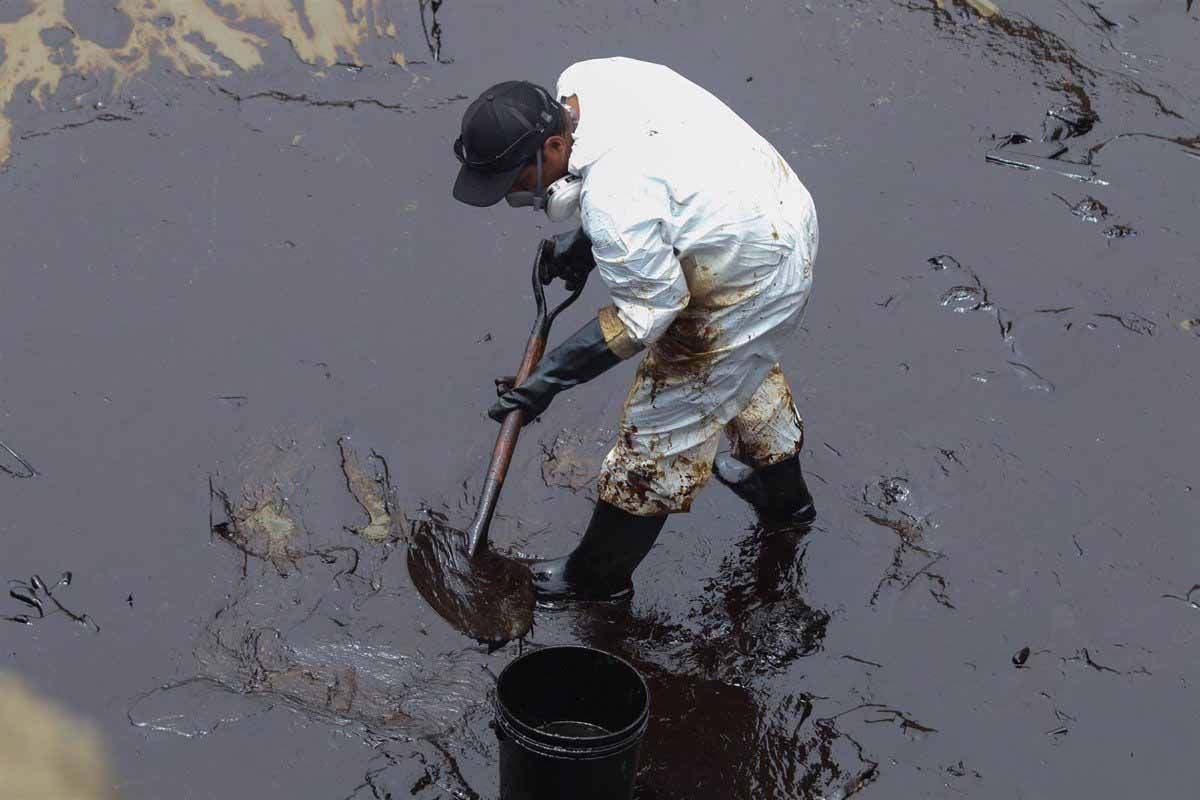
left=542, top=173, right=583, bottom=222
left=505, top=101, right=582, bottom=222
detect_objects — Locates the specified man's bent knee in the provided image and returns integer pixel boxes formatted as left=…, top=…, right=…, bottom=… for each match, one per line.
left=597, top=439, right=717, bottom=516
left=726, top=365, right=804, bottom=469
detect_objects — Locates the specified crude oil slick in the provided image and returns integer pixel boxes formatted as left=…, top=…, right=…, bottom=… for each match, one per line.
left=135, top=431, right=493, bottom=740
left=2, top=1, right=1198, bottom=798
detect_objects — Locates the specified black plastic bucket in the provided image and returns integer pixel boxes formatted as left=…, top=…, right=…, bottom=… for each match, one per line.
left=495, top=645, right=649, bottom=800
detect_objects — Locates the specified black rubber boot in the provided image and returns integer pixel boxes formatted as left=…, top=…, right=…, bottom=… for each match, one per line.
left=531, top=501, right=668, bottom=603
left=713, top=453, right=816, bottom=526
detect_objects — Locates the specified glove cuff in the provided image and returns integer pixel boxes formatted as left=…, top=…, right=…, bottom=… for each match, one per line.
left=597, top=304, right=644, bottom=360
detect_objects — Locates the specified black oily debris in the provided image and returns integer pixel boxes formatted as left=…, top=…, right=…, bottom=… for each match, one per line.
left=4, top=573, right=99, bottom=631
left=940, top=285, right=987, bottom=312
left=945, top=761, right=982, bottom=779
left=1068, top=196, right=1108, bottom=223
left=1045, top=104, right=1098, bottom=141
left=1065, top=647, right=1122, bottom=675
left=1012, top=646, right=1031, bottom=667
left=1073, top=199, right=1108, bottom=223
left=1095, top=312, right=1156, bottom=336
left=1103, top=224, right=1137, bottom=239
left=874, top=476, right=911, bottom=506
left=1162, top=583, right=1200, bottom=608
left=927, top=254, right=963, bottom=271
left=858, top=704, right=938, bottom=734
left=0, top=438, right=38, bottom=478
left=994, top=133, right=1032, bottom=148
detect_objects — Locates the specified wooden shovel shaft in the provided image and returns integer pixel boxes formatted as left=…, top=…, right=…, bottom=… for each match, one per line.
left=465, top=326, right=548, bottom=556
left=463, top=246, right=582, bottom=558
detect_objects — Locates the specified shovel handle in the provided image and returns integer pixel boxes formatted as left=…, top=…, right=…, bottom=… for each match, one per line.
left=466, top=250, right=583, bottom=556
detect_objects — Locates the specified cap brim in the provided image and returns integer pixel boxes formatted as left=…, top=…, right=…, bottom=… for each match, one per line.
left=453, top=163, right=524, bottom=207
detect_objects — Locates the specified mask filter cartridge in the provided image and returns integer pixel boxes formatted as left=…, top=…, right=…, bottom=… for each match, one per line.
left=544, top=173, right=583, bottom=222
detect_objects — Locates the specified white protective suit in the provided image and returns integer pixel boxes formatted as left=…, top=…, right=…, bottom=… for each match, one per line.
left=556, top=58, right=818, bottom=516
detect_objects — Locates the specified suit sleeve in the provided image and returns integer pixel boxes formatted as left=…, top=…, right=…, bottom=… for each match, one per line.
left=581, top=178, right=689, bottom=346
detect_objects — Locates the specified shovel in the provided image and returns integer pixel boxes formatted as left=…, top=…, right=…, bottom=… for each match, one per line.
left=408, top=246, right=583, bottom=646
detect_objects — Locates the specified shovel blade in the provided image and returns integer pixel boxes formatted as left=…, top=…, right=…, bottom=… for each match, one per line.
left=407, top=520, right=534, bottom=646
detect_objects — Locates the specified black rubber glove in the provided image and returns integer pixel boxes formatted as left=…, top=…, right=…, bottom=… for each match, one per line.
left=489, top=317, right=622, bottom=424
left=538, top=228, right=596, bottom=292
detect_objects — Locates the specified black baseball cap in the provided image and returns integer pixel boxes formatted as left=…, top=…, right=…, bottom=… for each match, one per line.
left=452, top=81, right=560, bottom=207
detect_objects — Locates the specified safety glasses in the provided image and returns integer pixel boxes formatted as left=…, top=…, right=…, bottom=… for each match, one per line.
left=504, top=150, right=546, bottom=210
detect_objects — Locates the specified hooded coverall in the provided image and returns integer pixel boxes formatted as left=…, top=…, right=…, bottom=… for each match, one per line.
left=558, top=57, right=818, bottom=516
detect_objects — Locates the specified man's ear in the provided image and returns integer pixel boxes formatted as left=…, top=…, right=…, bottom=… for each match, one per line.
left=542, top=135, right=571, bottom=174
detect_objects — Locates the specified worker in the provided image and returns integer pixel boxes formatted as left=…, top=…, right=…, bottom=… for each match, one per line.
left=451, top=57, right=818, bottom=603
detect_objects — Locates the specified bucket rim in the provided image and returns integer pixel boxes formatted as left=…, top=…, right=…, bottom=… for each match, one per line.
left=495, top=645, right=649, bottom=749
